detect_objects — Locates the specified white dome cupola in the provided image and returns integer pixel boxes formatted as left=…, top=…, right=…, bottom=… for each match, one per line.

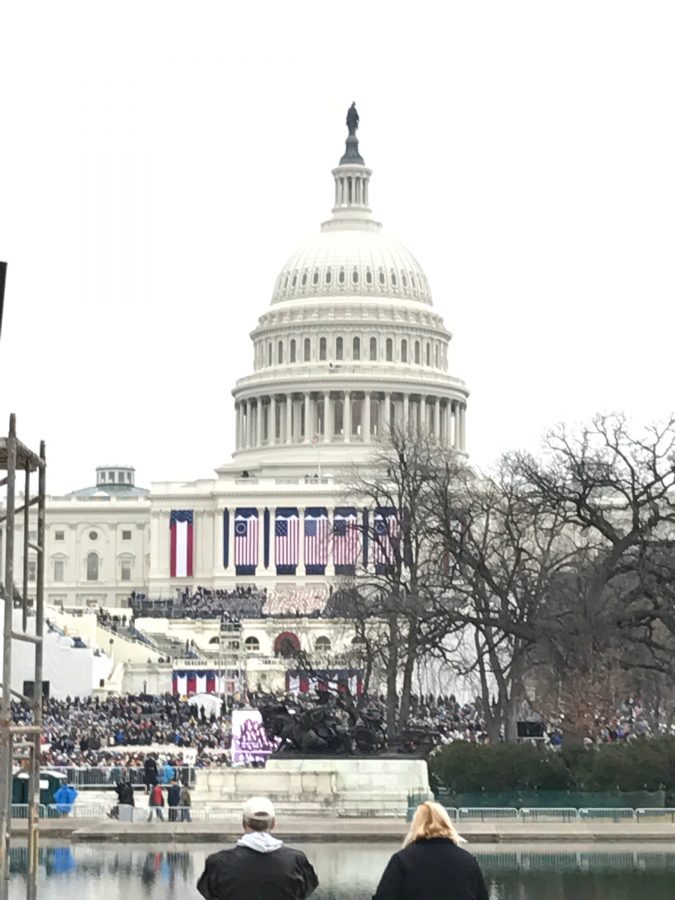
left=228, top=106, right=469, bottom=476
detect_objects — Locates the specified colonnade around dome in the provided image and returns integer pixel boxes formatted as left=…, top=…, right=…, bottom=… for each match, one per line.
left=234, top=390, right=466, bottom=452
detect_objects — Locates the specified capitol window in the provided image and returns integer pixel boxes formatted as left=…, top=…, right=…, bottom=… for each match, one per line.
left=122, top=530, right=132, bottom=540
left=290, top=339, right=296, bottom=363
left=369, top=337, right=377, bottom=360
left=86, top=553, right=99, bottom=582
left=336, top=337, right=343, bottom=361
left=386, top=338, right=393, bottom=361
left=245, top=636, right=260, bottom=652
left=338, top=268, right=345, bottom=285
left=304, top=337, right=311, bottom=361
left=301, top=272, right=307, bottom=286
left=291, top=273, right=297, bottom=287
left=402, top=273, right=408, bottom=288
left=53, top=559, right=65, bottom=583
left=352, top=268, right=359, bottom=284
left=352, top=336, right=360, bottom=360
left=27, top=558, right=37, bottom=582
left=89, top=530, right=98, bottom=541
left=120, top=559, right=132, bottom=582
left=366, top=269, right=373, bottom=285
left=401, top=339, right=408, bottom=363
left=391, top=270, right=397, bottom=287
left=378, top=269, right=385, bottom=286
left=319, top=337, right=327, bottom=361
left=415, top=340, right=421, bottom=364
left=325, top=267, right=332, bottom=284
left=268, top=343, right=272, bottom=366
left=278, top=341, right=284, bottom=364
left=426, top=342, right=431, bottom=366
left=312, top=270, right=319, bottom=285
left=55, top=530, right=65, bottom=541
left=435, top=344, right=440, bottom=367
left=315, top=636, right=331, bottom=653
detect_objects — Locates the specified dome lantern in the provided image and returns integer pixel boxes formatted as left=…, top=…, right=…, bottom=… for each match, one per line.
left=324, top=103, right=378, bottom=233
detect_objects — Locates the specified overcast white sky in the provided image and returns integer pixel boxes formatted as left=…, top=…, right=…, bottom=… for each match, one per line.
left=1, top=2, right=674, bottom=494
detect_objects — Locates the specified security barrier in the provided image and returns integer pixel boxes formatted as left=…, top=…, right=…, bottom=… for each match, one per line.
left=520, top=808, right=578, bottom=822
left=578, top=808, right=635, bottom=822
left=458, top=807, right=519, bottom=821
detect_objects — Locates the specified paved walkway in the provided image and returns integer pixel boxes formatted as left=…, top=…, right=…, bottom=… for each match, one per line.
left=10, top=819, right=675, bottom=843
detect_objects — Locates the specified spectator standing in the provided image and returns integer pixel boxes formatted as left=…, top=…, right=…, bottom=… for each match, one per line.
left=179, top=782, right=192, bottom=822
left=372, top=802, right=488, bottom=900
left=147, top=783, right=165, bottom=822
left=144, top=755, right=158, bottom=793
left=197, top=796, right=318, bottom=900
left=162, top=759, right=175, bottom=784
left=53, top=783, right=78, bottom=817
left=167, top=778, right=181, bottom=822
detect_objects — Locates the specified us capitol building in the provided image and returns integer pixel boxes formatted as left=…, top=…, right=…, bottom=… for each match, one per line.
left=3, top=108, right=469, bottom=697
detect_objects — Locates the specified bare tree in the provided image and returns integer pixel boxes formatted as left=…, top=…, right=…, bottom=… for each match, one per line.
left=338, top=428, right=463, bottom=739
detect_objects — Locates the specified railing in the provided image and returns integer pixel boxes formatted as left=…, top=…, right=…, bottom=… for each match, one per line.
left=47, top=765, right=196, bottom=788
left=458, top=807, right=519, bottom=821
left=407, top=800, right=675, bottom=824
left=578, top=807, right=637, bottom=822
left=520, top=807, right=579, bottom=823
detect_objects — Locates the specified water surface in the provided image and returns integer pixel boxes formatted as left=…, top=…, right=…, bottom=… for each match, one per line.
left=8, top=842, right=675, bottom=899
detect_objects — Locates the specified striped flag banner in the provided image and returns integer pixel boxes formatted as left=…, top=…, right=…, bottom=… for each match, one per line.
left=333, top=506, right=360, bottom=574
left=235, top=508, right=259, bottom=575
left=170, top=510, right=194, bottom=578
left=304, top=507, right=329, bottom=575
left=373, top=506, right=400, bottom=570
left=275, top=507, right=300, bottom=575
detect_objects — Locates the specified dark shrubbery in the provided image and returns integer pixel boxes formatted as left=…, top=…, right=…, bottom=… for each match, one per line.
left=429, top=738, right=675, bottom=803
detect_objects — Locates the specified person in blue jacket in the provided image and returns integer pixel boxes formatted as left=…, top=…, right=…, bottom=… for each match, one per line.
left=53, top=783, right=79, bottom=817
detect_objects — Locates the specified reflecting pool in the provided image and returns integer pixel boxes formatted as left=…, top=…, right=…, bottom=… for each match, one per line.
left=8, top=842, right=675, bottom=899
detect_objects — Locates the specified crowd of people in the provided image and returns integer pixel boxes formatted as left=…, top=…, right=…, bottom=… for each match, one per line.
left=11, top=693, right=233, bottom=770
left=9, top=684, right=670, bottom=776
left=127, top=585, right=334, bottom=621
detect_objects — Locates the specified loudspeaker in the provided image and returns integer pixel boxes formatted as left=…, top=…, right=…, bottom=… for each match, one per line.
left=517, top=720, right=544, bottom=738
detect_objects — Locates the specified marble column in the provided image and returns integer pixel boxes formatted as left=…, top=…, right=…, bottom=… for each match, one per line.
left=344, top=391, right=351, bottom=443
left=460, top=404, right=466, bottom=450
left=363, top=391, right=371, bottom=442
left=403, top=393, right=410, bottom=434
left=452, top=402, right=459, bottom=449
left=434, top=397, right=440, bottom=441
left=323, top=391, right=331, bottom=442
left=383, top=391, right=391, bottom=436
left=285, top=394, right=292, bottom=443
left=235, top=403, right=240, bottom=450
left=270, top=396, right=276, bottom=445
left=304, top=392, right=311, bottom=443
left=256, top=398, right=263, bottom=447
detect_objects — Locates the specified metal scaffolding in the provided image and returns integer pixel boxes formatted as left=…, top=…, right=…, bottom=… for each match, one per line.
left=0, top=414, right=46, bottom=900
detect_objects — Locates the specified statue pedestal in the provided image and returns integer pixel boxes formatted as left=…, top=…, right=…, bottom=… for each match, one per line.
left=191, top=757, right=432, bottom=818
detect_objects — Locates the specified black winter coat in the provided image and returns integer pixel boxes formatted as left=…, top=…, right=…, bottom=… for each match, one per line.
left=372, top=838, right=489, bottom=900
left=197, top=845, right=318, bottom=900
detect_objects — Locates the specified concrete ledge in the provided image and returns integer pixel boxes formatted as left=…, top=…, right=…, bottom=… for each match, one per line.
left=10, top=818, right=675, bottom=844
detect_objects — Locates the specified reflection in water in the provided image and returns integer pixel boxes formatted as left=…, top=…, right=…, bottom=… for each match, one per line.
left=8, top=842, right=675, bottom=899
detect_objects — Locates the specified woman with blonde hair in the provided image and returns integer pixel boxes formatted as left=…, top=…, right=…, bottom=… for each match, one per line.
left=372, top=801, right=489, bottom=900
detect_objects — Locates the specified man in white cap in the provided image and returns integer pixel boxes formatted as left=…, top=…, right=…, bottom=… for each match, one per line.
left=197, top=796, right=318, bottom=900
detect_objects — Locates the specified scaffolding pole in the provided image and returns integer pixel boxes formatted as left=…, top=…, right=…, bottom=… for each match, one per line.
left=0, top=414, right=46, bottom=900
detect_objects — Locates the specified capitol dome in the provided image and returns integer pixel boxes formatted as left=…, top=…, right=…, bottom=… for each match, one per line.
left=229, top=110, right=469, bottom=475
left=271, top=226, right=433, bottom=307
